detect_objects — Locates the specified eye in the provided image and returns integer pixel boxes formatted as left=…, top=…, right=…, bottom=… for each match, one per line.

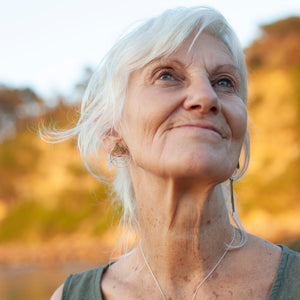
left=151, top=65, right=185, bottom=86
left=215, top=78, right=234, bottom=89
left=159, top=73, right=175, bottom=81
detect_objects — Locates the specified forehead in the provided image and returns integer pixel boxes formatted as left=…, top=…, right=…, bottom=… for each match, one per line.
left=143, top=33, right=236, bottom=73
left=177, top=32, right=232, bottom=59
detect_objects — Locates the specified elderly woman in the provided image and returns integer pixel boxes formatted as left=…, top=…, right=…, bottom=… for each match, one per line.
left=51, top=6, right=300, bottom=300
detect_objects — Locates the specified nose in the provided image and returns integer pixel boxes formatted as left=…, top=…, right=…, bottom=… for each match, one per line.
left=183, top=77, right=220, bottom=114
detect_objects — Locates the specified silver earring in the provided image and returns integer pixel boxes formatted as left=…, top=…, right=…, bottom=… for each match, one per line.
left=108, top=142, right=129, bottom=169
left=230, top=177, right=235, bottom=213
left=230, top=162, right=240, bottom=213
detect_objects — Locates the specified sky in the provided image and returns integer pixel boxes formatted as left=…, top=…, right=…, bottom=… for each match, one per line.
left=1, top=0, right=299, bottom=100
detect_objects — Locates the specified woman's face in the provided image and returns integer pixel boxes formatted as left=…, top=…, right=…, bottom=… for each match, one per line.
left=117, top=33, right=247, bottom=183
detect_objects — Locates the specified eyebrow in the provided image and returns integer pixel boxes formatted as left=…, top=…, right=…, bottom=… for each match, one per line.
left=144, top=57, right=187, bottom=71
left=138, top=58, right=185, bottom=82
left=211, top=64, right=242, bottom=80
left=146, top=58, right=240, bottom=72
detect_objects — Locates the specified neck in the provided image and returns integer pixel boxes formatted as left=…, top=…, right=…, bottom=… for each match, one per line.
left=131, top=169, right=234, bottom=295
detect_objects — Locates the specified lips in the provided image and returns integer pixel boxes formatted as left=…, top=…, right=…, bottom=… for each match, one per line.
left=173, top=121, right=224, bottom=138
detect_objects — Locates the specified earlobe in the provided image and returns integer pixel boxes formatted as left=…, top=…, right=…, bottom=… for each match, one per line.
left=103, top=128, right=129, bottom=156
left=103, top=133, right=129, bottom=169
left=102, top=134, right=120, bottom=154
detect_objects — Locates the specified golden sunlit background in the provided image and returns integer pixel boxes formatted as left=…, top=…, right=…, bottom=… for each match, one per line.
left=0, top=1, right=300, bottom=299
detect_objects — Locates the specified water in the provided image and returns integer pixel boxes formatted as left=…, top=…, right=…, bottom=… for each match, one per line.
left=0, top=262, right=98, bottom=300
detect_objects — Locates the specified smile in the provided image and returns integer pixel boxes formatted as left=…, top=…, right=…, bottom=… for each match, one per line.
left=173, top=122, right=224, bottom=138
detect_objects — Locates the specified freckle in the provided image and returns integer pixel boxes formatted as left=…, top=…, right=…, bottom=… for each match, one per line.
left=212, top=291, right=219, bottom=298
left=212, top=271, right=218, bottom=279
left=206, top=220, right=211, bottom=225
left=183, top=275, right=188, bottom=282
left=228, top=290, right=233, bottom=295
left=113, top=285, right=116, bottom=289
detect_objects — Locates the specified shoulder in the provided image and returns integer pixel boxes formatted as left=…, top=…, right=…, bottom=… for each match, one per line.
left=52, top=265, right=110, bottom=300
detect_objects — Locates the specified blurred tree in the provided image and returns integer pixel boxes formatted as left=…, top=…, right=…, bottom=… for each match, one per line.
left=245, top=16, right=300, bottom=69
left=0, top=86, right=45, bottom=141
left=238, top=16, right=300, bottom=244
left=74, top=66, right=94, bottom=95
left=0, top=16, right=299, bottom=252
left=68, top=66, right=94, bottom=104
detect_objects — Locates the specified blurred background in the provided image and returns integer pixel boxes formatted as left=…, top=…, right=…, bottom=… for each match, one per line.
left=0, top=0, right=300, bottom=299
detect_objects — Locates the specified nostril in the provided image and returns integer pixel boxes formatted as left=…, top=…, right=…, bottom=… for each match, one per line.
left=211, top=106, right=218, bottom=113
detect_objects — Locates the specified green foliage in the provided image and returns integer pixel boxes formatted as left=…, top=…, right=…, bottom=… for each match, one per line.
left=0, top=125, right=118, bottom=243
left=0, top=125, right=118, bottom=242
left=0, top=131, right=41, bottom=173
left=0, top=194, right=116, bottom=242
left=0, top=201, right=52, bottom=242
left=0, top=131, right=41, bottom=199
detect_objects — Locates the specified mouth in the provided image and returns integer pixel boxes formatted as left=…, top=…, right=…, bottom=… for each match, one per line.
left=173, top=122, right=224, bottom=137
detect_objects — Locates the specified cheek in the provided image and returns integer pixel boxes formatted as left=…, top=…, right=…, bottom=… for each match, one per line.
left=121, top=90, right=180, bottom=145
left=119, top=96, right=162, bottom=155
left=120, top=104, right=145, bottom=146
left=224, top=101, right=247, bottom=141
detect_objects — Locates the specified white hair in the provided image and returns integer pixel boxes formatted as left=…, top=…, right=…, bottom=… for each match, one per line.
left=42, top=6, right=249, bottom=248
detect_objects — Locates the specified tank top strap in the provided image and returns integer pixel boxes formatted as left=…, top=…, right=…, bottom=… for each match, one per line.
left=268, top=245, right=300, bottom=299
left=62, top=264, right=110, bottom=300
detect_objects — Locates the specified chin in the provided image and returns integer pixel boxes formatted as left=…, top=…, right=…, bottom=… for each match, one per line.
left=162, top=154, right=231, bottom=182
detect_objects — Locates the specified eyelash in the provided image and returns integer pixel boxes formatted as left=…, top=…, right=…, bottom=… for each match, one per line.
left=159, top=72, right=174, bottom=80
left=155, top=68, right=178, bottom=81
left=214, top=78, right=235, bottom=89
left=152, top=66, right=238, bottom=92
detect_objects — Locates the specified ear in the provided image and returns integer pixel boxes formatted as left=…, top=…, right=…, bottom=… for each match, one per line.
left=102, top=129, right=121, bottom=154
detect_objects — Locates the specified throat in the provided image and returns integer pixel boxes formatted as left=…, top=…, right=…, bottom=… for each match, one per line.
left=133, top=177, right=235, bottom=296
left=138, top=228, right=236, bottom=300
left=137, top=183, right=232, bottom=258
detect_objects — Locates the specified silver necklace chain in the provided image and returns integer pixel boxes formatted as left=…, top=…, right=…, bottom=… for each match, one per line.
left=139, top=228, right=236, bottom=300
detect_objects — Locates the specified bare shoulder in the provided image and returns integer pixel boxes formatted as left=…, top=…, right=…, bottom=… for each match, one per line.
left=236, top=233, right=282, bottom=272
left=101, top=253, right=144, bottom=299
left=233, top=234, right=282, bottom=295
left=246, top=233, right=282, bottom=260
left=50, top=284, right=64, bottom=300
left=218, top=233, right=282, bottom=299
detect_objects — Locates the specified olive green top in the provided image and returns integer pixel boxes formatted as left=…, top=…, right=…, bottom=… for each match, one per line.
left=62, top=245, right=300, bottom=300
